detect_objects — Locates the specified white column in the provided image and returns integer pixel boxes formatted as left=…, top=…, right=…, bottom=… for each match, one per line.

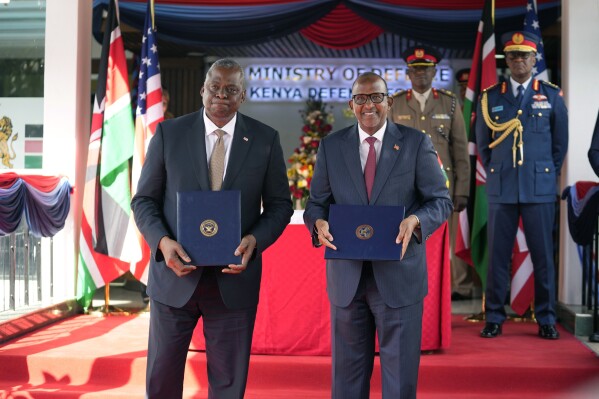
left=559, top=0, right=599, bottom=305
left=43, top=0, right=92, bottom=300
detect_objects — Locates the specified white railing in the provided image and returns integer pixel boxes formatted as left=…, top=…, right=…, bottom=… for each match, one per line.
left=0, top=221, right=51, bottom=317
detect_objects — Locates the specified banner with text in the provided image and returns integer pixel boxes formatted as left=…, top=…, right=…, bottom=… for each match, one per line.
left=240, top=58, right=454, bottom=103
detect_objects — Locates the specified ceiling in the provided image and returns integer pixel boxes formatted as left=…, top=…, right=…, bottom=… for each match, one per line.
left=0, top=0, right=46, bottom=58
left=0, top=0, right=561, bottom=65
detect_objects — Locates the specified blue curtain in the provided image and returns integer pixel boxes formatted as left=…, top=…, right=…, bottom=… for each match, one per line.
left=91, top=0, right=561, bottom=50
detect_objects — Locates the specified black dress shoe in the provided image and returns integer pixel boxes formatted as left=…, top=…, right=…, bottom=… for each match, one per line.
left=538, top=324, right=560, bottom=340
left=480, top=322, right=502, bottom=338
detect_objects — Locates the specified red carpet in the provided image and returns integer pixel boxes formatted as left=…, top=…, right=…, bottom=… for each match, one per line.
left=1, top=314, right=598, bottom=398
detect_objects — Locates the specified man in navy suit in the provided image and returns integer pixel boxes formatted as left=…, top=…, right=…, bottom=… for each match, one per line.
left=587, top=111, right=599, bottom=176
left=476, top=32, right=568, bottom=340
left=132, top=59, right=293, bottom=398
left=304, top=72, right=452, bottom=399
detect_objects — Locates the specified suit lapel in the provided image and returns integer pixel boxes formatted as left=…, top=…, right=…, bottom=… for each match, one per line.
left=341, top=126, right=369, bottom=205
left=187, top=109, right=210, bottom=190
left=223, top=113, right=252, bottom=189
left=407, top=96, right=421, bottom=115
left=369, top=123, right=403, bottom=204
left=422, top=94, right=435, bottom=115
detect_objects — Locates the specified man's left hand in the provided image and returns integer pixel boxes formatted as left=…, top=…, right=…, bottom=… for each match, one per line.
left=223, top=234, right=256, bottom=274
left=396, top=215, right=420, bottom=260
left=452, top=195, right=468, bottom=213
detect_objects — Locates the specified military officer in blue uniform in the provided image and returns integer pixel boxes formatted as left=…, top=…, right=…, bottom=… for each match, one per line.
left=476, top=31, right=568, bottom=339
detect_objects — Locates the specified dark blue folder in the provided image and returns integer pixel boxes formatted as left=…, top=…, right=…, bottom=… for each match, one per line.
left=325, top=204, right=405, bottom=261
left=177, top=190, right=241, bottom=266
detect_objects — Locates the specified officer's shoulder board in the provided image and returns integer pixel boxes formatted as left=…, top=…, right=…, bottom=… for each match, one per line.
left=538, top=80, right=564, bottom=96
left=392, top=89, right=408, bottom=98
left=437, top=88, right=456, bottom=98
left=482, top=83, right=500, bottom=93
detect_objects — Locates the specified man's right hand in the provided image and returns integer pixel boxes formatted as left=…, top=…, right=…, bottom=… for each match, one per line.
left=158, top=236, right=197, bottom=277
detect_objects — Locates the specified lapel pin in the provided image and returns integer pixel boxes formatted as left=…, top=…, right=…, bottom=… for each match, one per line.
left=393, top=144, right=400, bottom=151
left=243, top=136, right=249, bottom=141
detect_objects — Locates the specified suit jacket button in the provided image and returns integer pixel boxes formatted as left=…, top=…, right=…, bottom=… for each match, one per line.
left=445, top=167, right=451, bottom=171
left=421, top=116, right=426, bottom=120
left=490, top=168, right=495, bottom=173
left=545, top=168, right=549, bottom=172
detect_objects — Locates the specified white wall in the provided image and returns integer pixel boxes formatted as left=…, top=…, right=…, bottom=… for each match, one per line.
left=43, top=0, right=91, bottom=301
left=560, top=0, right=599, bottom=305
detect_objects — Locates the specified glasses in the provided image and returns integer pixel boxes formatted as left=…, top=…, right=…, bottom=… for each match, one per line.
left=352, top=93, right=387, bottom=105
left=506, top=52, right=533, bottom=60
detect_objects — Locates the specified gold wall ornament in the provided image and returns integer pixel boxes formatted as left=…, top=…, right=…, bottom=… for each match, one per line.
left=0, top=116, right=19, bottom=169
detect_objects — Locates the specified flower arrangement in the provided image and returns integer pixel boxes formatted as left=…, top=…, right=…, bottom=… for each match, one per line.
left=287, top=99, right=334, bottom=209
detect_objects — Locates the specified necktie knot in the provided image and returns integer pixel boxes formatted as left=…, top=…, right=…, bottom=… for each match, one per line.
left=516, top=85, right=524, bottom=99
left=366, top=136, right=377, bottom=147
left=214, top=129, right=225, bottom=139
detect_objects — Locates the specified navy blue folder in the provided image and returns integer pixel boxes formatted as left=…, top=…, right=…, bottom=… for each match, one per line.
left=177, top=190, right=241, bottom=266
left=324, top=204, right=406, bottom=261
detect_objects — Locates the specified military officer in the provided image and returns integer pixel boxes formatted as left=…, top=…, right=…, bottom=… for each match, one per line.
left=476, top=31, right=568, bottom=340
left=389, top=46, right=473, bottom=300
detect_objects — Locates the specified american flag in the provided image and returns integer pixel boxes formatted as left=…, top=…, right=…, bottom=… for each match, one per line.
left=130, top=0, right=164, bottom=284
left=524, top=0, right=549, bottom=81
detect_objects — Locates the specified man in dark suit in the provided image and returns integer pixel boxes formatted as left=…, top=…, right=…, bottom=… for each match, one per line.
left=587, top=111, right=599, bottom=176
left=304, top=72, right=452, bottom=399
left=131, top=59, right=293, bottom=398
left=476, top=32, right=568, bottom=340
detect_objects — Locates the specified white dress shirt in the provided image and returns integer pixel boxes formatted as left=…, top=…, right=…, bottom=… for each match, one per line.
left=358, top=121, right=386, bottom=172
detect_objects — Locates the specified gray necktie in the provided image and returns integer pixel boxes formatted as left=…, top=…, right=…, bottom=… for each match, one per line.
left=209, top=129, right=226, bottom=191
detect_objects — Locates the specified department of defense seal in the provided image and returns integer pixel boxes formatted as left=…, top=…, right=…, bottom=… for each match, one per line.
left=355, top=224, right=374, bottom=240
left=200, top=219, right=218, bottom=237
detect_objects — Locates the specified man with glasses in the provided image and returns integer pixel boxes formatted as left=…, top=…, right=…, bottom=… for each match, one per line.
left=389, top=46, right=473, bottom=301
left=476, top=32, right=568, bottom=340
left=305, top=72, right=452, bottom=398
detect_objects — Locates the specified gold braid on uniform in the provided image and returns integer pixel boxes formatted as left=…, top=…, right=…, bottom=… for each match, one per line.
left=481, top=91, right=524, bottom=167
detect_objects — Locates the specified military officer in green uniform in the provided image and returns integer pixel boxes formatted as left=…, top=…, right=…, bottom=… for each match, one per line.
left=389, top=46, right=473, bottom=300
